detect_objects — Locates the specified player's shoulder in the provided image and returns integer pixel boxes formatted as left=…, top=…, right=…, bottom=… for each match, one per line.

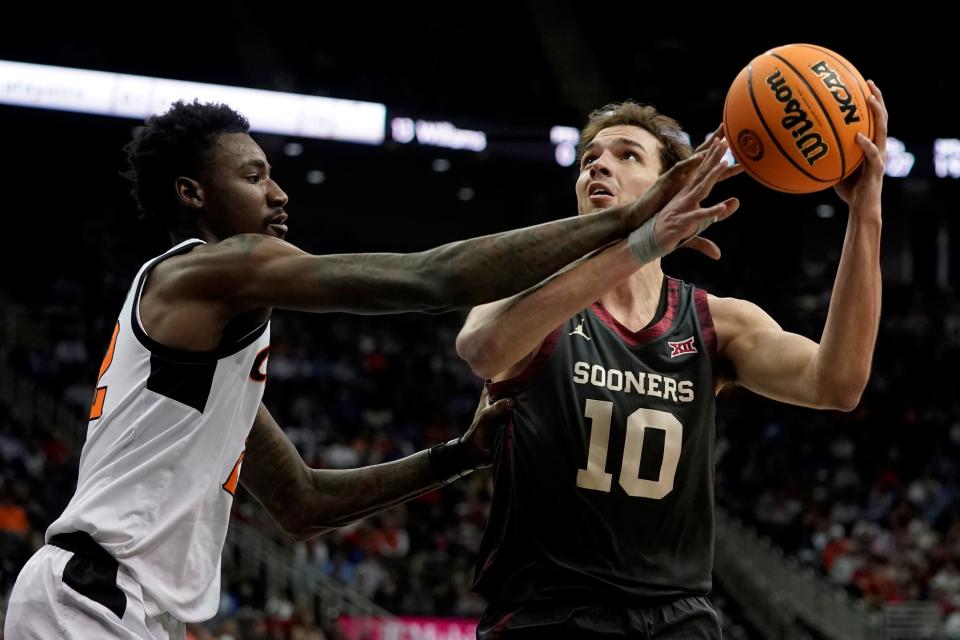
left=706, top=294, right=774, bottom=323
left=160, top=234, right=297, bottom=274
left=201, top=233, right=296, bottom=258
left=144, top=235, right=296, bottom=306
left=706, top=295, right=781, bottom=350
left=672, top=277, right=754, bottom=321
left=704, top=294, right=756, bottom=318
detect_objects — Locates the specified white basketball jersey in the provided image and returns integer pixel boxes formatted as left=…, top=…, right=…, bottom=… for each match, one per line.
left=47, top=238, right=271, bottom=622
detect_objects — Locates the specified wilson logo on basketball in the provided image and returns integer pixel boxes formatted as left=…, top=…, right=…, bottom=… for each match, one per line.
left=765, top=69, right=829, bottom=166
left=737, top=129, right=764, bottom=161
left=809, top=60, right=861, bottom=125
left=668, top=337, right=698, bottom=358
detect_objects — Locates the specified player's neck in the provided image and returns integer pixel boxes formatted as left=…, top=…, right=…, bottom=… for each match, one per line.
left=598, top=263, right=665, bottom=332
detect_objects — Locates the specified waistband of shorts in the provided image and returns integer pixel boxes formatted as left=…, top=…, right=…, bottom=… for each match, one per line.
left=48, top=531, right=117, bottom=569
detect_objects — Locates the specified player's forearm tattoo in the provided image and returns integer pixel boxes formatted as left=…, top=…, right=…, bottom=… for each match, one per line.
left=419, top=209, right=628, bottom=307
left=296, top=452, right=439, bottom=537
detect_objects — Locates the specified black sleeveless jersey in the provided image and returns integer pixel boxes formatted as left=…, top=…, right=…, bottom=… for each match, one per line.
left=475, top=277, right=718, bottom=605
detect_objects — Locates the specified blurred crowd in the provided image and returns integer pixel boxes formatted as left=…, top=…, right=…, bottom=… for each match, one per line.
left=1, top=268, right=766, bottom=638
left=4, top=233, right=958, bottom=637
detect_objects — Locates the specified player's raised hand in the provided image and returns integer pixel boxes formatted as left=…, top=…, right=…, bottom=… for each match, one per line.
left=834, top=80, right=887, bottom=218
left=653, top=136, right=743, bottom=260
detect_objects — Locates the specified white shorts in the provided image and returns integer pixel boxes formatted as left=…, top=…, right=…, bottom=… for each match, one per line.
left=4, top=544, right=185, bottom=640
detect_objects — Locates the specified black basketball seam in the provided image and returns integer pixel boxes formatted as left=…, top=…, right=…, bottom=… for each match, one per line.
left=800, top=43, right=874, bottom=155
left=769, top=52, right=846, bottom=180
left=746, top=63, right=828, bottom=188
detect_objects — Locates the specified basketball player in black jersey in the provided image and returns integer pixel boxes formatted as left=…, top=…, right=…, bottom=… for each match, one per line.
left=457, top=85, right=887, bottom=639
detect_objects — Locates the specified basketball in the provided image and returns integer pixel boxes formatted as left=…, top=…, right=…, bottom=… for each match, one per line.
left=723, top=43, right=875, bottom=193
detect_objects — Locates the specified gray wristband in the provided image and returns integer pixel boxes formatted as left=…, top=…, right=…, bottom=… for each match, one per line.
left=628, top=213, right=720, bottom=262
left=626, top=213, right=667, bottom=266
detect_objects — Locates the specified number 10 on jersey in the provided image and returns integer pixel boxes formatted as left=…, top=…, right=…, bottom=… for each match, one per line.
left=576, top=399, right=682, bottom=499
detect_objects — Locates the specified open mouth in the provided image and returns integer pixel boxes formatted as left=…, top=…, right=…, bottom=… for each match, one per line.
left=587, top=184, right=614, bottom=204
left=587, top=191, right=614, bottom=206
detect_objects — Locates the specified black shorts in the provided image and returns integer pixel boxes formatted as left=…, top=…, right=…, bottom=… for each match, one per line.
left=478, top=596, right=721, bottom=639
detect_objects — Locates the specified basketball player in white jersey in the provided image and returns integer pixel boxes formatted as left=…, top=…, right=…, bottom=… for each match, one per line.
left=3, top=99, right=736, bottom=639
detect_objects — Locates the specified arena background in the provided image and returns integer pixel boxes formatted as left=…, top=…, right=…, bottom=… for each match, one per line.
left=0, top=7, right=957, bottom=639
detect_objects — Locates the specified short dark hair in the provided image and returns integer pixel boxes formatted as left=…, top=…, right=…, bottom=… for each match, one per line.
left=578, top=101, right=693, bottom=174
left=122, top=100, right=250, bottom=228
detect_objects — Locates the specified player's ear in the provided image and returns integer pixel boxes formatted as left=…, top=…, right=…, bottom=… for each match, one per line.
left=175, top=176, right=204, bottom=210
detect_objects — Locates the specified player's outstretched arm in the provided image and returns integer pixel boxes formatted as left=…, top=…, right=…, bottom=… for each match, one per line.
left=240, top=394, right=511, bottom=541
left=158, top=152, right=712, bottom=317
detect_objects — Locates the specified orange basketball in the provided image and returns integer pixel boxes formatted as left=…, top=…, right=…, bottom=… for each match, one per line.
left=723, top=43, right=874, bottom=193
